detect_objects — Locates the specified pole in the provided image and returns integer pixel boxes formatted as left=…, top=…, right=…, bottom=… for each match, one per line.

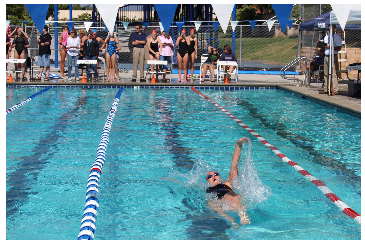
left=329, top=24, right=333, bottom=96
left=232, top=4, right=236, bottom=54
left=239, top=25, right=242, bottom=67
left=69, top=4, right=72, bottom=21
left=54, top=4, right=58, bottom=69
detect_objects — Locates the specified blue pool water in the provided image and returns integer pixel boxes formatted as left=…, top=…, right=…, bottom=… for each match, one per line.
left=6, top=86, right=361, bottom=240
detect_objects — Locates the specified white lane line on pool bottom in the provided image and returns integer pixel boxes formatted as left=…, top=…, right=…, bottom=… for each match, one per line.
left=191, top=87, right=361, bottom=225
left=78, top=87, right=124, bottom=240
left=6, top=86, right=52, bottom=114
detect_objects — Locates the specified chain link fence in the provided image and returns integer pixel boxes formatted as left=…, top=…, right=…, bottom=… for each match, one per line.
left=300, top=4, right=361, bottom=49
left=8, top=4, right=359, bottom=72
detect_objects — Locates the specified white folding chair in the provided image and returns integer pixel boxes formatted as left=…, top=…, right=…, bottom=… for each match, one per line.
left=199, top=54, right=217, bottom=82
left=218, top=64, right=238, bottom=82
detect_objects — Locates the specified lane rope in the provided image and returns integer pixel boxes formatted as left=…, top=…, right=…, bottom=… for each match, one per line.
left=77, top=87, right=124, bottom=240
left=6, top=86, right=52, bottom=115
left=191, top=87, right=361, bottom=225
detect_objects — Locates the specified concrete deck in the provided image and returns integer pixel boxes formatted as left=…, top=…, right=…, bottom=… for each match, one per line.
left=6, top=71, right=361, bottom=115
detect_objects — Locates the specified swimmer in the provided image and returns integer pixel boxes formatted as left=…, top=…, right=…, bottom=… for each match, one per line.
left=206, top=137, right=251, bottom=227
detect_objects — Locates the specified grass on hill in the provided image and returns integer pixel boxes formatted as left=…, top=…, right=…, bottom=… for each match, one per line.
left=219, top=37, right=299, bottom=64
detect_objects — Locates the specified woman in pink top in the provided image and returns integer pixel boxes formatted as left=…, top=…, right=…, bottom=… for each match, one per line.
left=159, top=30, right=174, bottom=82
left=58, top=25, right=70, bottom=77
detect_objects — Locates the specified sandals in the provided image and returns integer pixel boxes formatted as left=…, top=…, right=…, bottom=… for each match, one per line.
left=35, top=75, right=41, bottom=80
left=44, top=77, right=49, bottom=81
left=22, top=77, right=27, bottom=81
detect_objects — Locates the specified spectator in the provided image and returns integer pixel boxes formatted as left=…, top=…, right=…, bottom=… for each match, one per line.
left=78, top=28, right=88, bottom=76
left=35, top=25, right=52, bottom=81
left=10, top=27, right=29, bottom=80
left=104, top=32, right=121, bottom=82
left=92, top=30, right=105, bottom=77
left=131, top=23, right=147, bottom=82
left=219, top=45, right=237, bottom=80
left=175, top=29, right=190, bottom=83
left=147, top=29, right=162, bottom=76
left=66, top=28, right=80, bottom=81
left=201, top=46, right=219, bottom=82
left=187, top=28, right=198, bottom=84
left=6, top=28, right=12, bottom=80
left=159, top=29, right=174, bottom=82
left=23, top=38, right=30, bottom=75
left=310, top=48, right=325, bottom=80
left=83, top=31, right=99, bottom=81
left=58, top=25, right=70, bottom=77
left=319, top=24, right=342, bottom=95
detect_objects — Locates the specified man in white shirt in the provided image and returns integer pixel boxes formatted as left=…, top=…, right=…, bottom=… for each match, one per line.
left=319, top=24, right=342, bottom=95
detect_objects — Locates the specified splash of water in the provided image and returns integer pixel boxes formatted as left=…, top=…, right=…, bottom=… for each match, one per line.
left=169, top=156, right=210, bottom=190
left=234, top=141, right=272, bottom=208
left=169, top=144, right=271, bottom=208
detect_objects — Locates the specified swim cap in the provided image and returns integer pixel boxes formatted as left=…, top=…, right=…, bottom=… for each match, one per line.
left=190, top=28, right=195, bottom=33
left=181, top=29, right=186, bottom=33
left=152, top=30, right=157, bottom=34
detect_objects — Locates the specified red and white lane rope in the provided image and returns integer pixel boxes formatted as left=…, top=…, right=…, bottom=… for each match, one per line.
left=191, top=87, right=361, bottom=225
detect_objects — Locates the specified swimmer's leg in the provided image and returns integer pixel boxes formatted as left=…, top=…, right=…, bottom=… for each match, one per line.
left=237, top=207, right=251, bottom=225
left=207, top=199, right=239, bottom=228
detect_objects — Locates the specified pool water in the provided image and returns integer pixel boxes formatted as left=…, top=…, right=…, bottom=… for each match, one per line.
left=6, top=86, right=361, bottom=240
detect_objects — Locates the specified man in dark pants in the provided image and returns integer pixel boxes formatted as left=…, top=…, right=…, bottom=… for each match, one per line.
left=131, top=23, right=147, bottom=82
left=319, top=24, right=342, bottom=95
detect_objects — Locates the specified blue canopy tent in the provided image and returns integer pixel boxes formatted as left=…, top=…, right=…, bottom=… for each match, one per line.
left=299, top=11, right=361, bottom=31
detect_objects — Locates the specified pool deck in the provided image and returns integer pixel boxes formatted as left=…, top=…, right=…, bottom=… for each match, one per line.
left=6, top=72, right=361, bottom=115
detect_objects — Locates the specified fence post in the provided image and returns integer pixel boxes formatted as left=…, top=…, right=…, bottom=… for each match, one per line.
left=239, top=25, right=242, bottom=67
left=54, top=4, right=58, bottom=69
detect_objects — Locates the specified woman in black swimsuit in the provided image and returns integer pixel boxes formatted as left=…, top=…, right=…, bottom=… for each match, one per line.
left=187, top=28, right=197, bottom=84
left=10, top=27, right=29, bottom=80
left=206, top=137, right=251, bottom=227
left=6, top=29, right=12, bottom=80
left=147, top=30, right=163, bottom=75
left=175, top=29, right=190, bottom=83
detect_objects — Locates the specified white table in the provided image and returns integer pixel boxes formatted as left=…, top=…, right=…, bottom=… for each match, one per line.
left=147, top=60, right=170, bottom=82
left=6, top=59, right=26, bottom=64
left=6, top=59, right=26, bottom=76
left=77, top=60, right=100, bottom=81
left=216, top=61, right=238, bottom=82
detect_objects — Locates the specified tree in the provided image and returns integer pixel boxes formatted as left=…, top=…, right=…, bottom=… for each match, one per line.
left=73, top=13, right=92, bottom=22
left=6, top=4, right=32, bottom=21
left=236, top=5, right=257, bottom=23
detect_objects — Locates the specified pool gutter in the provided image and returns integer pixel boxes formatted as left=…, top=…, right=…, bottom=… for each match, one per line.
left=6, top=82, right=360, bottom=117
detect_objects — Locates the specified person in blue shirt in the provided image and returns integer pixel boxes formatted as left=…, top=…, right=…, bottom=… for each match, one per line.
left=131, top=23, right=147, bottom=82
left=219, top=45, right=238, bottom=80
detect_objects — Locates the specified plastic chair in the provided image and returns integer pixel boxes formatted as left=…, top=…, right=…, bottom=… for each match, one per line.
left=199, top=54, right=217, bottom=82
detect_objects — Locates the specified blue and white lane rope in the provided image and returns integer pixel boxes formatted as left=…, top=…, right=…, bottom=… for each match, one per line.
left=78, top=88, right=123, bottom=240
left=6, top=86, right=52, bottom=115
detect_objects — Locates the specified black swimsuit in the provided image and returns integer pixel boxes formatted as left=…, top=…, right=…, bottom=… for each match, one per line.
left=149, top=41, right=159, bottom=58
left=206, top=183, right=233, bottom=199
left=178, top=40, right=188, bottom=57
left=188, top=39, right=195, bottom=55
left=14, top=36, right=26, bottom=56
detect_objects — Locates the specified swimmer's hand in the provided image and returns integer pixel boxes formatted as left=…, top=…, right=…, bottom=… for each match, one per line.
left=236, top=137, right=250, bottom=147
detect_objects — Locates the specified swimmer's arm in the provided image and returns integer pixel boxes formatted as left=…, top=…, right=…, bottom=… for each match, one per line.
left=225, top=137, right=250, bottom=186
